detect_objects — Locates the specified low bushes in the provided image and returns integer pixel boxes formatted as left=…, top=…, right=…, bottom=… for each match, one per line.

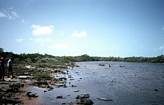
left=33, top=71, right=51, bottom=80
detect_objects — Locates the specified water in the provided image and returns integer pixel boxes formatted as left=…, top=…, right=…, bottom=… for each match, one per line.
left=27, top=61, right=164, bottom=105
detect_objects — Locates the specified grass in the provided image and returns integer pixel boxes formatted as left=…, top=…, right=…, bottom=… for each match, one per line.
left=33, top=71, right=51, bottom=80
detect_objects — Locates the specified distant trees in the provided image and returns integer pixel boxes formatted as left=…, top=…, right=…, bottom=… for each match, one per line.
left=0, top=47, right=164, bottom=63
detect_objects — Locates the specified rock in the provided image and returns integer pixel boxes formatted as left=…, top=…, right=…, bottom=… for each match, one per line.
left=9, top=83, right=24, bottom=91
left=47, top=85, right=54, bottom=91
left=76, top=94, right=89, bottom=99
left=97, top=98, right=113, bottom=101
left=33, top=93, right=38, bottom=97
left=120, top=65, right=125, bottom=67
left=61, top=102, right=66, bottom=105
left=71, top=85, right=77, bottom=87
left=56, top=84, right=65, bottom=87
left=24, top=72, right=30, bottom=75
left=26, top=92, right=38, bottom=97
left=99, top=64, right=105, bottom=66
left=76, top=98, right=93, bottom=105
left=58, top=77, right=67, bottom=81
left=73, top=89, right=79, bottom=92
left=60, top=71, right=67, bottom=74
left=70, top=78, right=74, bottom=80
left=56, top=95, right=63, bottom=99
left=75, top=65, right=80, bottom=67
left=17, top=76, right=30, bottom=79
left=111, top=80, right=114, bottom=82
left=154, top=89, right=158, bottom=91
left=67, top=101, right=74, bottom=104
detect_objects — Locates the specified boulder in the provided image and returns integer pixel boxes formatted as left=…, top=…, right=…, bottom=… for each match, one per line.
left=26, top=92, right=38, bottom=97
left=56, top=95, right=63, bottom=99
left=76, top=94, right=90, bottom=99
left=76, top=98, right=93, bottom=105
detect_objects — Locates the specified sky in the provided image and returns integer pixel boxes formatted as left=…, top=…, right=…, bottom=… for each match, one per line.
left=0, top=0, right=164, bottom=57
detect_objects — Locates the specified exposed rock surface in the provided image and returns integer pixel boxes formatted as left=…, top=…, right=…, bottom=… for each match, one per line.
left=76, top=94, right=93, bottom=105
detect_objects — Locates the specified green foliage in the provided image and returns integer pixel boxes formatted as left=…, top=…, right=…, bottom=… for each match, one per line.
left=9, top=83, right=24, bottom=91
left=1, top=47, right=164, bottom=63
left=33, top=71, right=51, bottom=79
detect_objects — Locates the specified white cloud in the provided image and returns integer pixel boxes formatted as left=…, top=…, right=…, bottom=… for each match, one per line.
left=0, top=12, right=7, bottom=17
left=15, top=38, right=24, bottom=42
left=0, top=8, right=19, bottom=19
left=11, top=11, right=19, bottom=18
left=31, top=25, right=54, bottom=35
left=31, top=25, right=40, bottom=28
left=71, top=31, right=87, bottom=38
left=159, top=45, right=164, bottom=50
left=48, top=44, right=69, bottom=49
left=21, top=19, right=29, bottom=24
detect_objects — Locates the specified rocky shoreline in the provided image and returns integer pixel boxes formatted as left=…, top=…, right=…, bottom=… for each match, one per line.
left=0, top=64, right=94, bottom=105
left=1, top=62, right=163, bottom=105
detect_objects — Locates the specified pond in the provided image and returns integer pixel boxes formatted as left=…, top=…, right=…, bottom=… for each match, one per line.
left=26, top=61, right=164, bottom=105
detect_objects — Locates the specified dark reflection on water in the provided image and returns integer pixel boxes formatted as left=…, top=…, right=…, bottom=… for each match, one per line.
left=27, top=61, right=164, bottom=105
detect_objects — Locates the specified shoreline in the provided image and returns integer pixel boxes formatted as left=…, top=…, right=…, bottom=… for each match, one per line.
left=0, top=61, right=164, bottom=105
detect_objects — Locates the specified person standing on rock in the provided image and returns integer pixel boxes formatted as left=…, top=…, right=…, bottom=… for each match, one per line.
left=7, top=58, right=13, bottom=79
left=0, top=57, right=5, bottom=81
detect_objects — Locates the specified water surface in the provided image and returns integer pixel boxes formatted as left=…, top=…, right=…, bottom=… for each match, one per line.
left=27, top=61, right=164, bottom=105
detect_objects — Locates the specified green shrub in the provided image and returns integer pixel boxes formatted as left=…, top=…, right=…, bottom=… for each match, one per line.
left=33, top=71, right=51, bottom=79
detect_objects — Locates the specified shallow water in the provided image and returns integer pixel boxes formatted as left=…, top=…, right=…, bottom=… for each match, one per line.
left=27, top=61, right=164, bottom=105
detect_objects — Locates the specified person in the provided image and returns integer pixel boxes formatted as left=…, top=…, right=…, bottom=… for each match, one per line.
left=0, top=59, right=3, bottom=81
left=0, top=57, right=5, bottom=81
left=7, top=58, right=13, bottom=79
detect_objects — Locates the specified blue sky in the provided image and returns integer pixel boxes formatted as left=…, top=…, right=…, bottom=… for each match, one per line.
left=0, top=0, right=164, bottom=57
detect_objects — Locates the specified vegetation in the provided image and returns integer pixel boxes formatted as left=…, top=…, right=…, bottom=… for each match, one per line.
left=33, top=71, right=51, bottom=80
left=9, top=83, right=24, bottom=91
left=0, top=48, right=164, bottom=63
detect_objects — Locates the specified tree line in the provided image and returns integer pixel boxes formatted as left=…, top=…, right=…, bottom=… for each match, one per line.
left=0, top=48, right=164, bottom=63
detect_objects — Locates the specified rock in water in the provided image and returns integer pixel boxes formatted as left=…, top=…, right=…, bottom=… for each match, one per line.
left=97, top=97, right=113, bottom=101
left=76, top=94, right=89, bottom=99
left=56, top=95, right=63, bottom=99
left=73, top=89, right=79, bottom=92
left=76, top=98, right=93, bottom=105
